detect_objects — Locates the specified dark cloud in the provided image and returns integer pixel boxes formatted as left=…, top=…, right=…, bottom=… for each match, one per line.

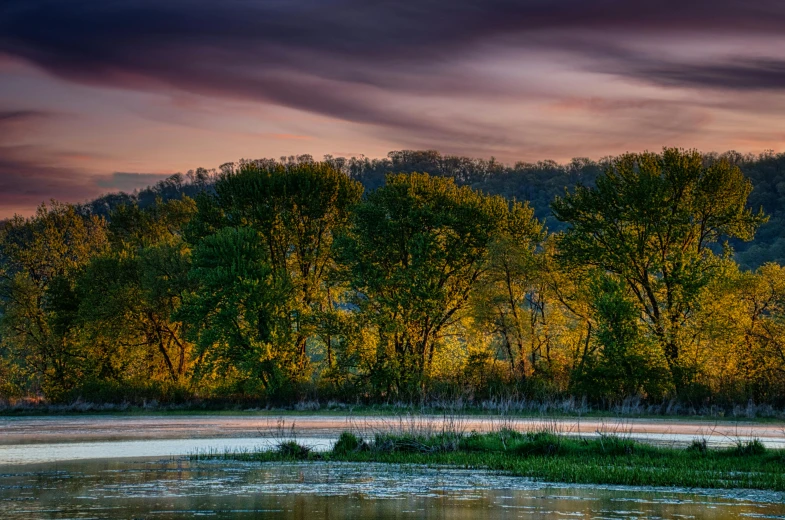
left=0, top=111, right=167, bottom=214
left=0, top=110, right=88, bottom=212
left=1, top=0, right=784, bottom=138
left=0, top=109, right=57, bottom=140
left=0, top=147, right=98, bottom=212
left=633, top=58, right=785, bottom=91
left=0, top=109, right=52, bottom=122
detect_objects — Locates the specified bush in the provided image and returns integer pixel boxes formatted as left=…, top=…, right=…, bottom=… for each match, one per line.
left=276, top=441, right=312, bottom=459
left=333, top=432, right=365, bottom=454
left=373, top=432, right=460, bottom=453
left=687, top=437, right=709, bottom=454
left=510, top=431, right=562, bottom=456
left=733, top=439, right=766, bottom=456
left=460, top=429, right=522, bottom=452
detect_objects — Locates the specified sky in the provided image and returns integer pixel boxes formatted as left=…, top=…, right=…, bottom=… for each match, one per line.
left=1, top=1, right=785, bottom=217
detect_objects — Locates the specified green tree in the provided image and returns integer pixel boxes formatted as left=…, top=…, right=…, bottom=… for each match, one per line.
left=183, top=161, right=363, bottom=392
left=75, top=198, right=196, bottom=390
left=177, top=227, right=293, bottom=396
left=574, top=273, right=669, bottom=399
left=0, top=202, right=108, bottom=399
left=337, top=172, right=536, bottom=396
left=552, top=148, right=766, bottom=390
left=471, top=206, right=544, bottom=377
left=724, top=262, right=785, bottom=401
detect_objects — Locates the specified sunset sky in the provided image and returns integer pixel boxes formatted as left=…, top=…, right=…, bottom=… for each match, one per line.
left=1, top=0, right=785, bottom=217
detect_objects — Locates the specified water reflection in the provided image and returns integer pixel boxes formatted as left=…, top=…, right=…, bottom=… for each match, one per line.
left=1, top=460, right=783, bottom=519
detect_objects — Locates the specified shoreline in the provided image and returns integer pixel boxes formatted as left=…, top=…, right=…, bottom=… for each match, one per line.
left=3, top=413, right=784, bottom=444
left=2, top=402, right=784, bottom=421
left=193, top=430, right=785, bottom=491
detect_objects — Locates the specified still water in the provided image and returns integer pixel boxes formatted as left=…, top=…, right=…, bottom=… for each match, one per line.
left=1, top=459, right=784, bottom=519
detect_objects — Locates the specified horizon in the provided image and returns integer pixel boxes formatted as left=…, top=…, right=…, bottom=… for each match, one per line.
left=1, top=146, right=781, bottom=220
left=2, top=1, right=785, bottom=217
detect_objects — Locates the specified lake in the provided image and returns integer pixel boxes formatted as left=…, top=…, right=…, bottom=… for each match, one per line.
left=2, top=415, right=784, bottom=518
left=2, top=458, right=785, bottom=519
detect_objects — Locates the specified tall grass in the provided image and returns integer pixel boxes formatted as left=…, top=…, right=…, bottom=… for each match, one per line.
left=191, top=414, right=785, bottom=491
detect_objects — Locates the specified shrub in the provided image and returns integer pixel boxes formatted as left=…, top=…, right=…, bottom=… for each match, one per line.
left=733, top=439, right=766, bottom=456
left=333, top=432, right=364, bottom=454
left=373, top=432, right=460, bottom=453
left=514, top=431, right=563, bottom=456
left=687, top=437, right=709, bottom=454
left=276, top=441, right=312, bottom=459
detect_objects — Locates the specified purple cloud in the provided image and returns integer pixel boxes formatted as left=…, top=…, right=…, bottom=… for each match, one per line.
left=2, top=0, right=784, bottom=135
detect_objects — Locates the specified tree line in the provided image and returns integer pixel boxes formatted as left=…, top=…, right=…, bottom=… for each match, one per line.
left=1, top=148, right=784, bottom=407
left=84, top=148, right=785, bottom=269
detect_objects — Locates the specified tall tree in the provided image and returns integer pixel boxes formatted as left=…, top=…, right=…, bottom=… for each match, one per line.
left=178, top=226, right=293, bottom=396
left=76, top=198, right=196, bottom=387
left=183, top=161, right=363, bottom=389
left=0, top=202, right=108, bottom=399
left=471, top=205, right=544, bottom=377
left=337, top=172, right=539, bottom=396
left=552, top=148, right=766, bottom=389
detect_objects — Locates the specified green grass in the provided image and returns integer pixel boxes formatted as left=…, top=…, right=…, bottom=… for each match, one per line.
left=191, top=430, right=785, bottom=491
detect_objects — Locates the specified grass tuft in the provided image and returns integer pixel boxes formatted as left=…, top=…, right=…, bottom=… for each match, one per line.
left=732, top=438, right=767, bottom=456
left=594, top=434, right=637, bottom=456
left=373, top=432, right=461, bottom=453
left=687, top=437, right=709, bottom=454
left=332, top=432, right=367, bottom=454
left=276, top=440, right=312, bottom=459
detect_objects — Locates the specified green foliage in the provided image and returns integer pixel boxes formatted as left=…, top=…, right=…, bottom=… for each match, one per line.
left=553, top=148, right=766, bottom=391
left=178, top=226, right=293, bottom=397
left=2, top=151, right=785, bottom=408
left=72, top=198, right=196, bottom=394
left=177, top=162, right=363, bottom=399
left=372, top=431, right=461, bottom=453
left=572, top=273, right=670, bottom=399
left=0, top=202, right=108, bottom=400
left=275, top=440, right=312, bottom=459
left=687, top=437, right=709, bottom=454
left=332, top=432, right=364, bottom=454
left=337, top=172, right=537, bottom=398
left=733, top=439, right=767, bottom=456
left=470, top=207, right=546, bottom=378
left=457, top=429, right=637, bottom=457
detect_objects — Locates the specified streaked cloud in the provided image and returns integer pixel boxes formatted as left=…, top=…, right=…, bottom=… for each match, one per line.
left=0, top=1, right=784, bottom=216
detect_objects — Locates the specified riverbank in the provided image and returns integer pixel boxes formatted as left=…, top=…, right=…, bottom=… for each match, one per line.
left=2, top=398, right=784, bottom=420
left=195, top=430, right=785, bottom=491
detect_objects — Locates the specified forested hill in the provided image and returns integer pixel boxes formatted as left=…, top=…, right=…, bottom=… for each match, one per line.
left=86, top=149, right=785, bottom=269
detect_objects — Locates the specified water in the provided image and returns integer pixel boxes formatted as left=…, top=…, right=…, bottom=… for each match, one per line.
left=2, top=416, right=784, bottom=518
left=0, top=436, right=335, bottom=465
left=2, top=414, right=784, bottom=466
left=3, top=415, right=784, bottom=449
left=1, top=459, right=783, bottom=519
